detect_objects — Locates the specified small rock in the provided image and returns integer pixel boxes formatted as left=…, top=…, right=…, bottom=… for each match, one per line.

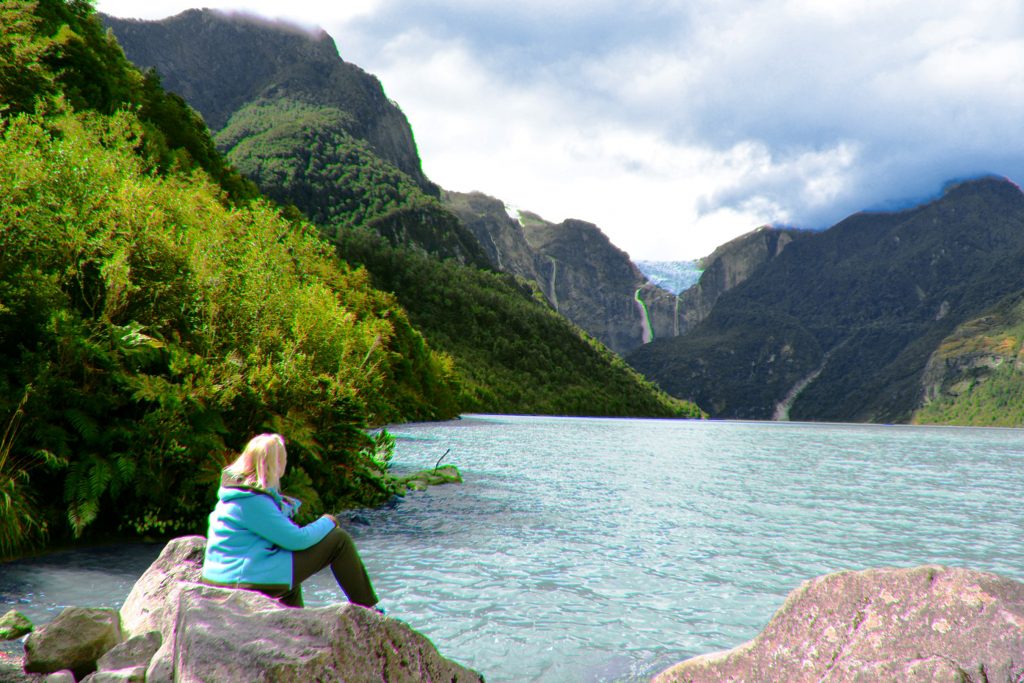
left=80, top=665, right=146, bottom=682
left=96, top=631, right=160, bottom=673
left=348, top=513, right=371, bottom=526
left=42, top=671, right=75, bottom=683
left=23, top=607, right=122, bottom=679
left=0, top=611, right=32, bottom=641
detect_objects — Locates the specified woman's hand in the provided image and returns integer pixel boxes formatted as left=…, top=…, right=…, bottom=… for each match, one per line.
left=322, top=513, right=339, bottom=527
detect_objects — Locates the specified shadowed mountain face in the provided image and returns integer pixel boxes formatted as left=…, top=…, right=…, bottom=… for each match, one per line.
left=444, top=191, right=647, bottom=354
left=103, top=9, right=430, bottom=190
left=628, top=177, right=1024, bottom=422
left=104, top=9, right=489, bottom=267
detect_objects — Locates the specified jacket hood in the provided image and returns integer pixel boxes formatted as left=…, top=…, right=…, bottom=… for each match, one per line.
left=217, top=471, right=279, bottom=503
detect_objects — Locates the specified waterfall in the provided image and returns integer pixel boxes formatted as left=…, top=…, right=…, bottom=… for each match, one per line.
left=634, top=289, right=653, bottom=344
left=547, top=257, right=559, bottom=311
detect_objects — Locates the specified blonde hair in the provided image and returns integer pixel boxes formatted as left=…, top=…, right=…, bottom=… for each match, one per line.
left=225, top=433, right=287, bottom=490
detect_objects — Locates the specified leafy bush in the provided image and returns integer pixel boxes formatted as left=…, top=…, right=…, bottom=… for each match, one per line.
left=0, top=110, right=459, bottom=555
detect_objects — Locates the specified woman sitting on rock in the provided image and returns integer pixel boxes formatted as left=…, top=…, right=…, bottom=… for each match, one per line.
left=201, top=433, right=380, bottom=611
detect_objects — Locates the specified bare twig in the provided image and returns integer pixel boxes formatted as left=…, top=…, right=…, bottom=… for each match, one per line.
left=434, top=449, right=451, bottom=472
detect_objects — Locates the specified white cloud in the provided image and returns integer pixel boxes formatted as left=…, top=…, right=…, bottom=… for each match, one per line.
left=95, top=0, right=379, bottom=24
left=96, top=0, right=1024, bottom=260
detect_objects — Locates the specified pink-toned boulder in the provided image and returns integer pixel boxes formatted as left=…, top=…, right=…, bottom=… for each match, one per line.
left=653, top=565, right=1024, bottom=683
left=119, top=535, right=205, bottom=639
left=145, top=584, right=482, bottom=683
left=121, top=535, right=482, bottom=683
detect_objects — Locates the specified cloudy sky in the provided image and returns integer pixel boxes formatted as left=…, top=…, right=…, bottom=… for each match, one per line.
left=96, top=0, right=1024, bottom=260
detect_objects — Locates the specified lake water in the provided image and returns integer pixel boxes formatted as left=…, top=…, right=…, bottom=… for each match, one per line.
left=2, top=415, right=1023, bottom=681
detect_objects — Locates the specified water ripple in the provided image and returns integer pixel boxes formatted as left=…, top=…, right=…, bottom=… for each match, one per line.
left=3, top=417, right=1023, bottom=682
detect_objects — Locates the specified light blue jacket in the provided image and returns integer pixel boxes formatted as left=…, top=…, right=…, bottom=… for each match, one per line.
left=201, top=475, right=335, bottom=589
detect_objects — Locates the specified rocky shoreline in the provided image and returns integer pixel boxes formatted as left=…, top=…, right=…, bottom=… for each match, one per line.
left=3, top=539, right=1023, bottom=682
left=0, top=536, right=482, bottom=682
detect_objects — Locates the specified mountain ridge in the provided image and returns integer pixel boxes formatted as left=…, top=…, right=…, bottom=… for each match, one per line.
left=628, top=176, right=1024, bottom=421
left=103, top=9, right=434, bottom=192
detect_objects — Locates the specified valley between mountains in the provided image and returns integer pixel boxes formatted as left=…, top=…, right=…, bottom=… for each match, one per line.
left=106, top=9, right=1024, bottom=428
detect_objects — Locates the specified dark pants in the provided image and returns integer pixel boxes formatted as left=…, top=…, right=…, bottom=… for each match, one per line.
left=267, top=528, right=379, bottom=608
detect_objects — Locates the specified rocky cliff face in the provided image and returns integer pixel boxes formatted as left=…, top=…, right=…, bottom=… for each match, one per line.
left=641, top=226, right=803, bottom=343
left=444, top=192, right=801, bottom=356
left=103, top=9, right=433, bottom=193
left=442, top=191, right=548, bottom=283
left=446, top=191, right=659, bottom=354
left=680, top=226, right=801, bottom=330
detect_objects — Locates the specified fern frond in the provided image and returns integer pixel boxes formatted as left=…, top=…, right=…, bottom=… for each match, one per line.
left=88, top=457, right=112, bottom=498
left=64, top=408, right=100, bottom=443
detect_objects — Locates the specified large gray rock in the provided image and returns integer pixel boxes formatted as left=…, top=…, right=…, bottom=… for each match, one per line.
left=653, top=565, right=1024, bottom=683
left=119, top=535, right=204, bottom=640
left=23, top=607, right=121, bottom=679
left=123, top=536, right=482, bottom=682
left=145, top=583, right=483, bottom=683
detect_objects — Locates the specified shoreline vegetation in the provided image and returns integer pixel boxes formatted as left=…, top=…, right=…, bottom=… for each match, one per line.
left=0, top=1, right=699, bottom=561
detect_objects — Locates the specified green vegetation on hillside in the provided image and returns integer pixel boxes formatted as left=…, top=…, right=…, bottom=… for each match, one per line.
left=217, top=98, right=490, bottom=266
left=0, top=0, right=460, bottom=557
left=915, top=365, right=1024, bottom=426
left=914, top=294, right=1024, bottom=426
left=217, top=98, right=700, bottom=418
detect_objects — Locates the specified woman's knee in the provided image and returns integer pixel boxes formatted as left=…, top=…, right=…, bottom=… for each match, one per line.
left=326, top=527, right=353, bottom=548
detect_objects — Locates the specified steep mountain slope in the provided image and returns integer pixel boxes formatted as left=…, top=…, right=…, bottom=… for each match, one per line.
left=103, top=9, right=488, bottom=266
left=628, top=177, right=1024, bottom=421
left=635, top=225, right=806, bottom=345
left=103, top=10, right=430, bottom=189
left=445, top=190, right=651, bottom=354
left=103, top=9, right=698, bottom=418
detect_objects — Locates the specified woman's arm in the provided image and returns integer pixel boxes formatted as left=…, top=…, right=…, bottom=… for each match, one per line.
left=240, top=495, right=336, bottom=551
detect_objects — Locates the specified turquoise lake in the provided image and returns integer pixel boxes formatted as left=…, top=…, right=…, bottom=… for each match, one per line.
left=3, top=415, right=1023, bottom=681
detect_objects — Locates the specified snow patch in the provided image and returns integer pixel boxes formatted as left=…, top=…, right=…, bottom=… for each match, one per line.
left=636, top=260, right=702, bottom=295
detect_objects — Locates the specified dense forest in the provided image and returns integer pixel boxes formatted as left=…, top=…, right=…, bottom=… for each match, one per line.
left=0, top=0, right=464, bottom=558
